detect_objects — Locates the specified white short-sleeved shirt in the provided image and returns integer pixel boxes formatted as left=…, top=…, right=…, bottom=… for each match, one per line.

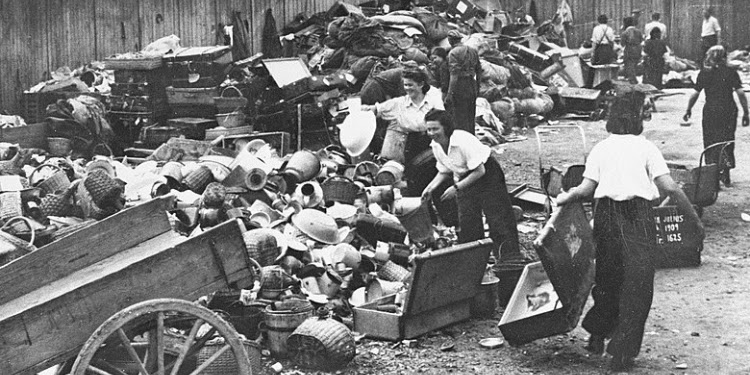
left=431, top=129, right=491, bottom=182
left=583, top=134, right=670, bottom=201
left=591, top=24, right=615, bottom=44
left=375, top=86, right=444, bottom=133
left=644, top=21, right=666, bottom=39
left=702, top=16, right=721, bottom=37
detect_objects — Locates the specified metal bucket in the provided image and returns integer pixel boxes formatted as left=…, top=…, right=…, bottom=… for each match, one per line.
left=262, top=304, right=314, bottom=358
left=396, top=200, right=434, bottom=243
left=471, top=277, right=500, bottom=317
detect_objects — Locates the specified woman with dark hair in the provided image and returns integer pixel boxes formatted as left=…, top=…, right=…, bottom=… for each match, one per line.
left=557, top=89, right=704, bottom=371
left=362, top=68, right=443, bottom=164
left=429, top=47, right=450, bottom=98
left=621, top=16, right=643, bottom=84
left=684, top=45, right=750, bottom=186
left=591, top=14, right=616, bottom=65
left=643, top=28, right=668, bottom=88
left=421, top=109, right=521, bottom=261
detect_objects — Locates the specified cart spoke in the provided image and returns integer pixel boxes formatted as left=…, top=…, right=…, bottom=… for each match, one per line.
left=90, top=359, right=130, bottom=375
left=168, top=318, right=203, bottom=375
left=186, top=344, right=231, bottom=375
left=86, top=364, right=116, bottom=375
left=116, top=328, right=150, bottom=375
left=156, top=312, right=165, bottom=375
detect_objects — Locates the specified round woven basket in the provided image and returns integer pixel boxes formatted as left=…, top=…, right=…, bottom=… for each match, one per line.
left=196, top=338, right=262, bottom=375
left=287, top=308, right=356, bottom=370
left=321, top=175, right=360, bottom=205
left=47, top=137, right=71, bottom=157
left=377, top=260, right=411, bottom=282
left=30, top=164, right=71, bottom=196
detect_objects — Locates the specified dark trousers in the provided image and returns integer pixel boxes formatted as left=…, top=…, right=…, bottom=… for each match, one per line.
left=582, top=198, right=656, bottom=359
left=456, top=156, right=520, bottom=259
left=448, top=76, right=477, bottom=135
left=701, top=35, right=718, bottom=58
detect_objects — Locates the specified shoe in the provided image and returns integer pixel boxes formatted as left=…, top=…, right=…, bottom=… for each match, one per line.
left=609, top=354, right=635, bottom=372
left=721, top=170, right=732, bottom=187
left=584, top=334, right=605, bottom=355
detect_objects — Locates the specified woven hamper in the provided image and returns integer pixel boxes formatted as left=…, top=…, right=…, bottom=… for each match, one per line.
left=197, top=338, right=262, bottom=375
left=321, top=175, right=360, bottom=205
left=287, top=308, right=356, bottom=370
left=84, top=170, right=123, bottom=208
left=242, top=229, right=281, bottom=267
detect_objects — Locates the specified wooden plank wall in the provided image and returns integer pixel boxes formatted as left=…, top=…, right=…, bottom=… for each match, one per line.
left=1, top=0, right=747, bottom=117
left=0, top=0, right=337, bottom=117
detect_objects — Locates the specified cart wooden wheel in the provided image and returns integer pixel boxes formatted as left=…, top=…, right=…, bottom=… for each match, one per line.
left=70, top=298, right=252, bottom=375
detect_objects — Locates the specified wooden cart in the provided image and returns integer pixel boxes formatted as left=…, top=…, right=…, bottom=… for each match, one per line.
left=0, top=197, right=260, bottom=375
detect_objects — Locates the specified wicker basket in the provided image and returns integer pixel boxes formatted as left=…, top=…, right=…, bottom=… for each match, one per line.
left=47, top=137, right=72, bottom=157
left=40, top=181, right=78, bottom=217
left=243, top=229, right=282, bottom=267
left=196, top=338, right=262, bottom=375
left=321, top=175, right=360, bottom=205
left=287, top=308, right=356, bottom=370
left=30, top=164, right=71, bottom=196
left=184, top=165, right=214, bottom=194
left=84, top=170, right=123, bottom=208
left=0, top=192, right=23, bottom=222
left=377, top=260, right=411, bottom=282
left=213, top=86, right=248, bottom=113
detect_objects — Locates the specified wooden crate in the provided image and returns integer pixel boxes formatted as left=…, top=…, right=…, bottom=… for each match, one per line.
left=353, top=239, right=493, bottom=341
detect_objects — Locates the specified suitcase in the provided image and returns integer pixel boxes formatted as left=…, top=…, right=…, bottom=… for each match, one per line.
left=166, top=118, right=218, bottom=140
left=498, top=201, right=596, bottom=346
left=113, top=67, right=170, bottom=85
left=106, top=95, right=168, bottom=114
left=110, top=82, right=166, bottom=97
left=353, top=239, right=493, bottom=341
left=164, top=46, right=232, bottom=88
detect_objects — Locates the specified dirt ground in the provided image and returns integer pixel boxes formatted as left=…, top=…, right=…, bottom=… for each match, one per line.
left=264, top=88, right=750, bottom=375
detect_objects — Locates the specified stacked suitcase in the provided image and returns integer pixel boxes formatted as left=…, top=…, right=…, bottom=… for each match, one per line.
left=105, top=66, right=171, bottom=148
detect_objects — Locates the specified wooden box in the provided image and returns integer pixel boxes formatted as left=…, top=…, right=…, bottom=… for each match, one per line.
left=652, top=205, right=703, bottom=268
left=353, top=239, right=493, bottom=341
left=498, top=202, right=596, bottom=346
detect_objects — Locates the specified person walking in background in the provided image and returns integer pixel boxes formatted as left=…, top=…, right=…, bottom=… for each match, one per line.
left=643, top=28, right=668, bottom=89
left=446, top=30, right=481, bottom=135
left=591, top=15, right=616, bottom=65
left=429, top=47, right=450, bottom=99
left=684, top=45, right=749, bottom=187
left=421, top=109, right=521, bottom=262
left=701, top=8, right=721, bottom=57
left=645, top=12, right=666, bottom=40
left=557, top=88, right=704, bottom=372
left=621, top=16, right=644, bottom=84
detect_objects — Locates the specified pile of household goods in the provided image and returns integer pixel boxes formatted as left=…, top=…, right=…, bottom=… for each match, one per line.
left=0, top=128, right=488, bottom=369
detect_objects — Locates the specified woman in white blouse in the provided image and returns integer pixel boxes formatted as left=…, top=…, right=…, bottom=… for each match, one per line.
left=420, top=109, right=521, bottom=261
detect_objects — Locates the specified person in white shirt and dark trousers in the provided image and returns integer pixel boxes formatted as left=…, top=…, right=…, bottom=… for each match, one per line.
left=701, top=8, right=721, bottom=57
left=591, top=14, right=616, bottom=65
left=644, top=13, right=666, bottom=40
left=557, top=89, right=704, bottom=371
left=420, top=109, right=521, bottom=262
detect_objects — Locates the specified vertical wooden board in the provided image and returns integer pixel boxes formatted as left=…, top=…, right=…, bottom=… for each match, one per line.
left=177, top=0, right=218, bottom=46
left=0, top=1, right=50, bottom=116
left=95, top=0, right=142, bottom=58
left=669, top=0, right=706, bottom=61
left=139, top=0, right=180, bottom=46
left=215, top=0, right=247, bottom=27
left=251, top=0, right=286, bottom=57
left=314, top=0, right=337, bottom=14
left=47, top=0, right=97, bottom=70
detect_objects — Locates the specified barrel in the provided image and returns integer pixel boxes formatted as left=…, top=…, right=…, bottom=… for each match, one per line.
left=263, top=304, right=315, bottom=358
